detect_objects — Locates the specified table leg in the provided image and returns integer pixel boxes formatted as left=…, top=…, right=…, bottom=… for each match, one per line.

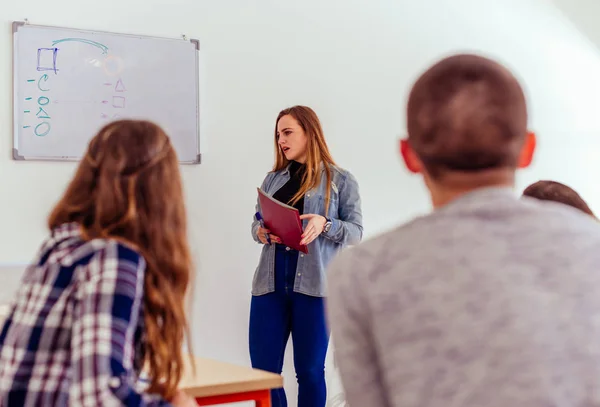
left=194, top=389, right=271, bottom=406
left=255, top=390, right=271, bottom=407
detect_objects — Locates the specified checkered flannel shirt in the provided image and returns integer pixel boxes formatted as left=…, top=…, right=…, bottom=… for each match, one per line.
left=0, top=223, right=172, bottom=406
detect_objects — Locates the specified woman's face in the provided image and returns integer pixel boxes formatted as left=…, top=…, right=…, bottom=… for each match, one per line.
left=277, top=115, right=308, bottom=163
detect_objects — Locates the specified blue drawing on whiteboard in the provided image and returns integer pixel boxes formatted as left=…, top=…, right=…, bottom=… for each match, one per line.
left=35, top=122, right=51, bottom=137
left=37, top=74, right=50, bottom=91
left=52, top=38, right=108, bottom=54
left=37, top=48, right=59, bottom=73
left=36, top=107, right=50, bottom=120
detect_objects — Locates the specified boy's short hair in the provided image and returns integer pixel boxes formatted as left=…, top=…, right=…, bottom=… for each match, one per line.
left=407, top=54, right=528, bottom=178
left=523, top=180, right=595, bottom=217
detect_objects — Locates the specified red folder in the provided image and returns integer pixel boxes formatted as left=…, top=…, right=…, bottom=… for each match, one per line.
left=257, top=188, right=308, bottom=254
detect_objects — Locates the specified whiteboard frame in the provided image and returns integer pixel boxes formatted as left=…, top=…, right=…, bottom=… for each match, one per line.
left=12, top=21, right=201, bottom=164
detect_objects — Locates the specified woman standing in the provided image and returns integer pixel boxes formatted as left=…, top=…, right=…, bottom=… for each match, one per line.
left=249, top=106, right=363, bottom=407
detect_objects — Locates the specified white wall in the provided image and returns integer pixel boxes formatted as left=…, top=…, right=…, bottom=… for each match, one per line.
left=2, top=0, right=600, bottom=405
left=551, top=0, right=600, bottom=51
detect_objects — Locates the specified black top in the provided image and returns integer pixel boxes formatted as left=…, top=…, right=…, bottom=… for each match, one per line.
left=272, top=161, right=306, bottom=214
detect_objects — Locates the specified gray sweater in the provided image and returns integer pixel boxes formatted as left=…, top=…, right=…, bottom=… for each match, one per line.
left=327, top=187, right=600, bottom=407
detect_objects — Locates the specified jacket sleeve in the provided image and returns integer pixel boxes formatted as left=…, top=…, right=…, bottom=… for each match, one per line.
left=251, top=174, right=271, bottom=244
left=322, top=171, right=363, bottom=245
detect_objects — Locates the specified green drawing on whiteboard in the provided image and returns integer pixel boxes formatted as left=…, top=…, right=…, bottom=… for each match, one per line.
left=52, top=38, right=108, bottom=54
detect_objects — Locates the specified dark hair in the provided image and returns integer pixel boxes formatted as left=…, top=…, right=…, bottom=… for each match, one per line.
left=523, top=180, right=595, bottom=217
left=48, top=120, right=193, bottom=400
left=406, top=54, right=528, bottom=178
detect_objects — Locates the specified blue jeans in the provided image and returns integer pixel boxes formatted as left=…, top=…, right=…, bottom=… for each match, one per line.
left=249, top=244, right=330, bottom=407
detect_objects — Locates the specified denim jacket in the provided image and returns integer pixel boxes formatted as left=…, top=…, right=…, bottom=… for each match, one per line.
left=251, top=164, right=363, bottom=297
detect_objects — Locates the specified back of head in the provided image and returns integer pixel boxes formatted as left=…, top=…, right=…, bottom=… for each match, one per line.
left=523, top=180, right=595, bottom=217
left=407, top=54, right=528, bottom=178
left=48, top=119, right=191, bottom=399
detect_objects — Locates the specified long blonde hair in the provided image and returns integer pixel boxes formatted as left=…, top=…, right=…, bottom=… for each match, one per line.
left=48, top=120, right=192, bottom=401
left=273, top=106, right=336, bottom=214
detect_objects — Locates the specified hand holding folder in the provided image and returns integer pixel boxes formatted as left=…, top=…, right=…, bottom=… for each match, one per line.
left=257, top=188, right=309, bottom=254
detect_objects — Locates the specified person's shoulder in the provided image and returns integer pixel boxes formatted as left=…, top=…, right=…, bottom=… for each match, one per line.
left=521, top=195, right=582, bottom=214
left=263, top=170, right=278, bottom=180
left=521, top=197, right=600, bottom=238
left=265, top=167, right=288, bottom=180
left=328, top=165, right=358, bottom=188
left=259, top=170, right=280, bottom=190
left=521, top=196, right=595, bottom=223
left=329, top=164, right=352, bottom=178
left=329, top=216, right=429, bottom=282
left=74, top=238, right=146, bottom=281
left=107, top=239, right=145, bottom=264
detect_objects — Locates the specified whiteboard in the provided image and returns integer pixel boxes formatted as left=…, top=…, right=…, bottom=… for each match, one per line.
left=12, top=22, right=200, bottom=163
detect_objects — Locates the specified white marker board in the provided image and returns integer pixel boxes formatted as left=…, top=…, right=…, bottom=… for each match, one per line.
left=12, top=22, right=200, bottom=163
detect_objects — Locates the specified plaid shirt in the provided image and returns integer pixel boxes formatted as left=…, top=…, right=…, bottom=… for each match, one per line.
left=0, top=223, right=172, bottom=406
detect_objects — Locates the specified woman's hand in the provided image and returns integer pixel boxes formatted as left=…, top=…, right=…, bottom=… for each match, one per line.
left=257, top=226, right=281, bottom=245
left=299, top=214, right=327, bottom=245
left=171, top=390, right=197, bottom=407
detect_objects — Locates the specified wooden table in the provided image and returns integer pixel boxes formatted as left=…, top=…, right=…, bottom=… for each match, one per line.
left=180, top=357, right=283, bottom=406
left=0, top=305, right=283, bottom=406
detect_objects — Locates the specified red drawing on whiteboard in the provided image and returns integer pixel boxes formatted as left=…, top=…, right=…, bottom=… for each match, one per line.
left=115, top=78, right=126, bottom=92
left=112, top=96, right=126, bottom=108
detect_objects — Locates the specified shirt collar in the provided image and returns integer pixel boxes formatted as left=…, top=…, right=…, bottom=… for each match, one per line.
left=283, top=161, right=325, bottom=175
left=51, top=222, right=83, bottom=241
left=435, top=186, right=517, bottom=215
